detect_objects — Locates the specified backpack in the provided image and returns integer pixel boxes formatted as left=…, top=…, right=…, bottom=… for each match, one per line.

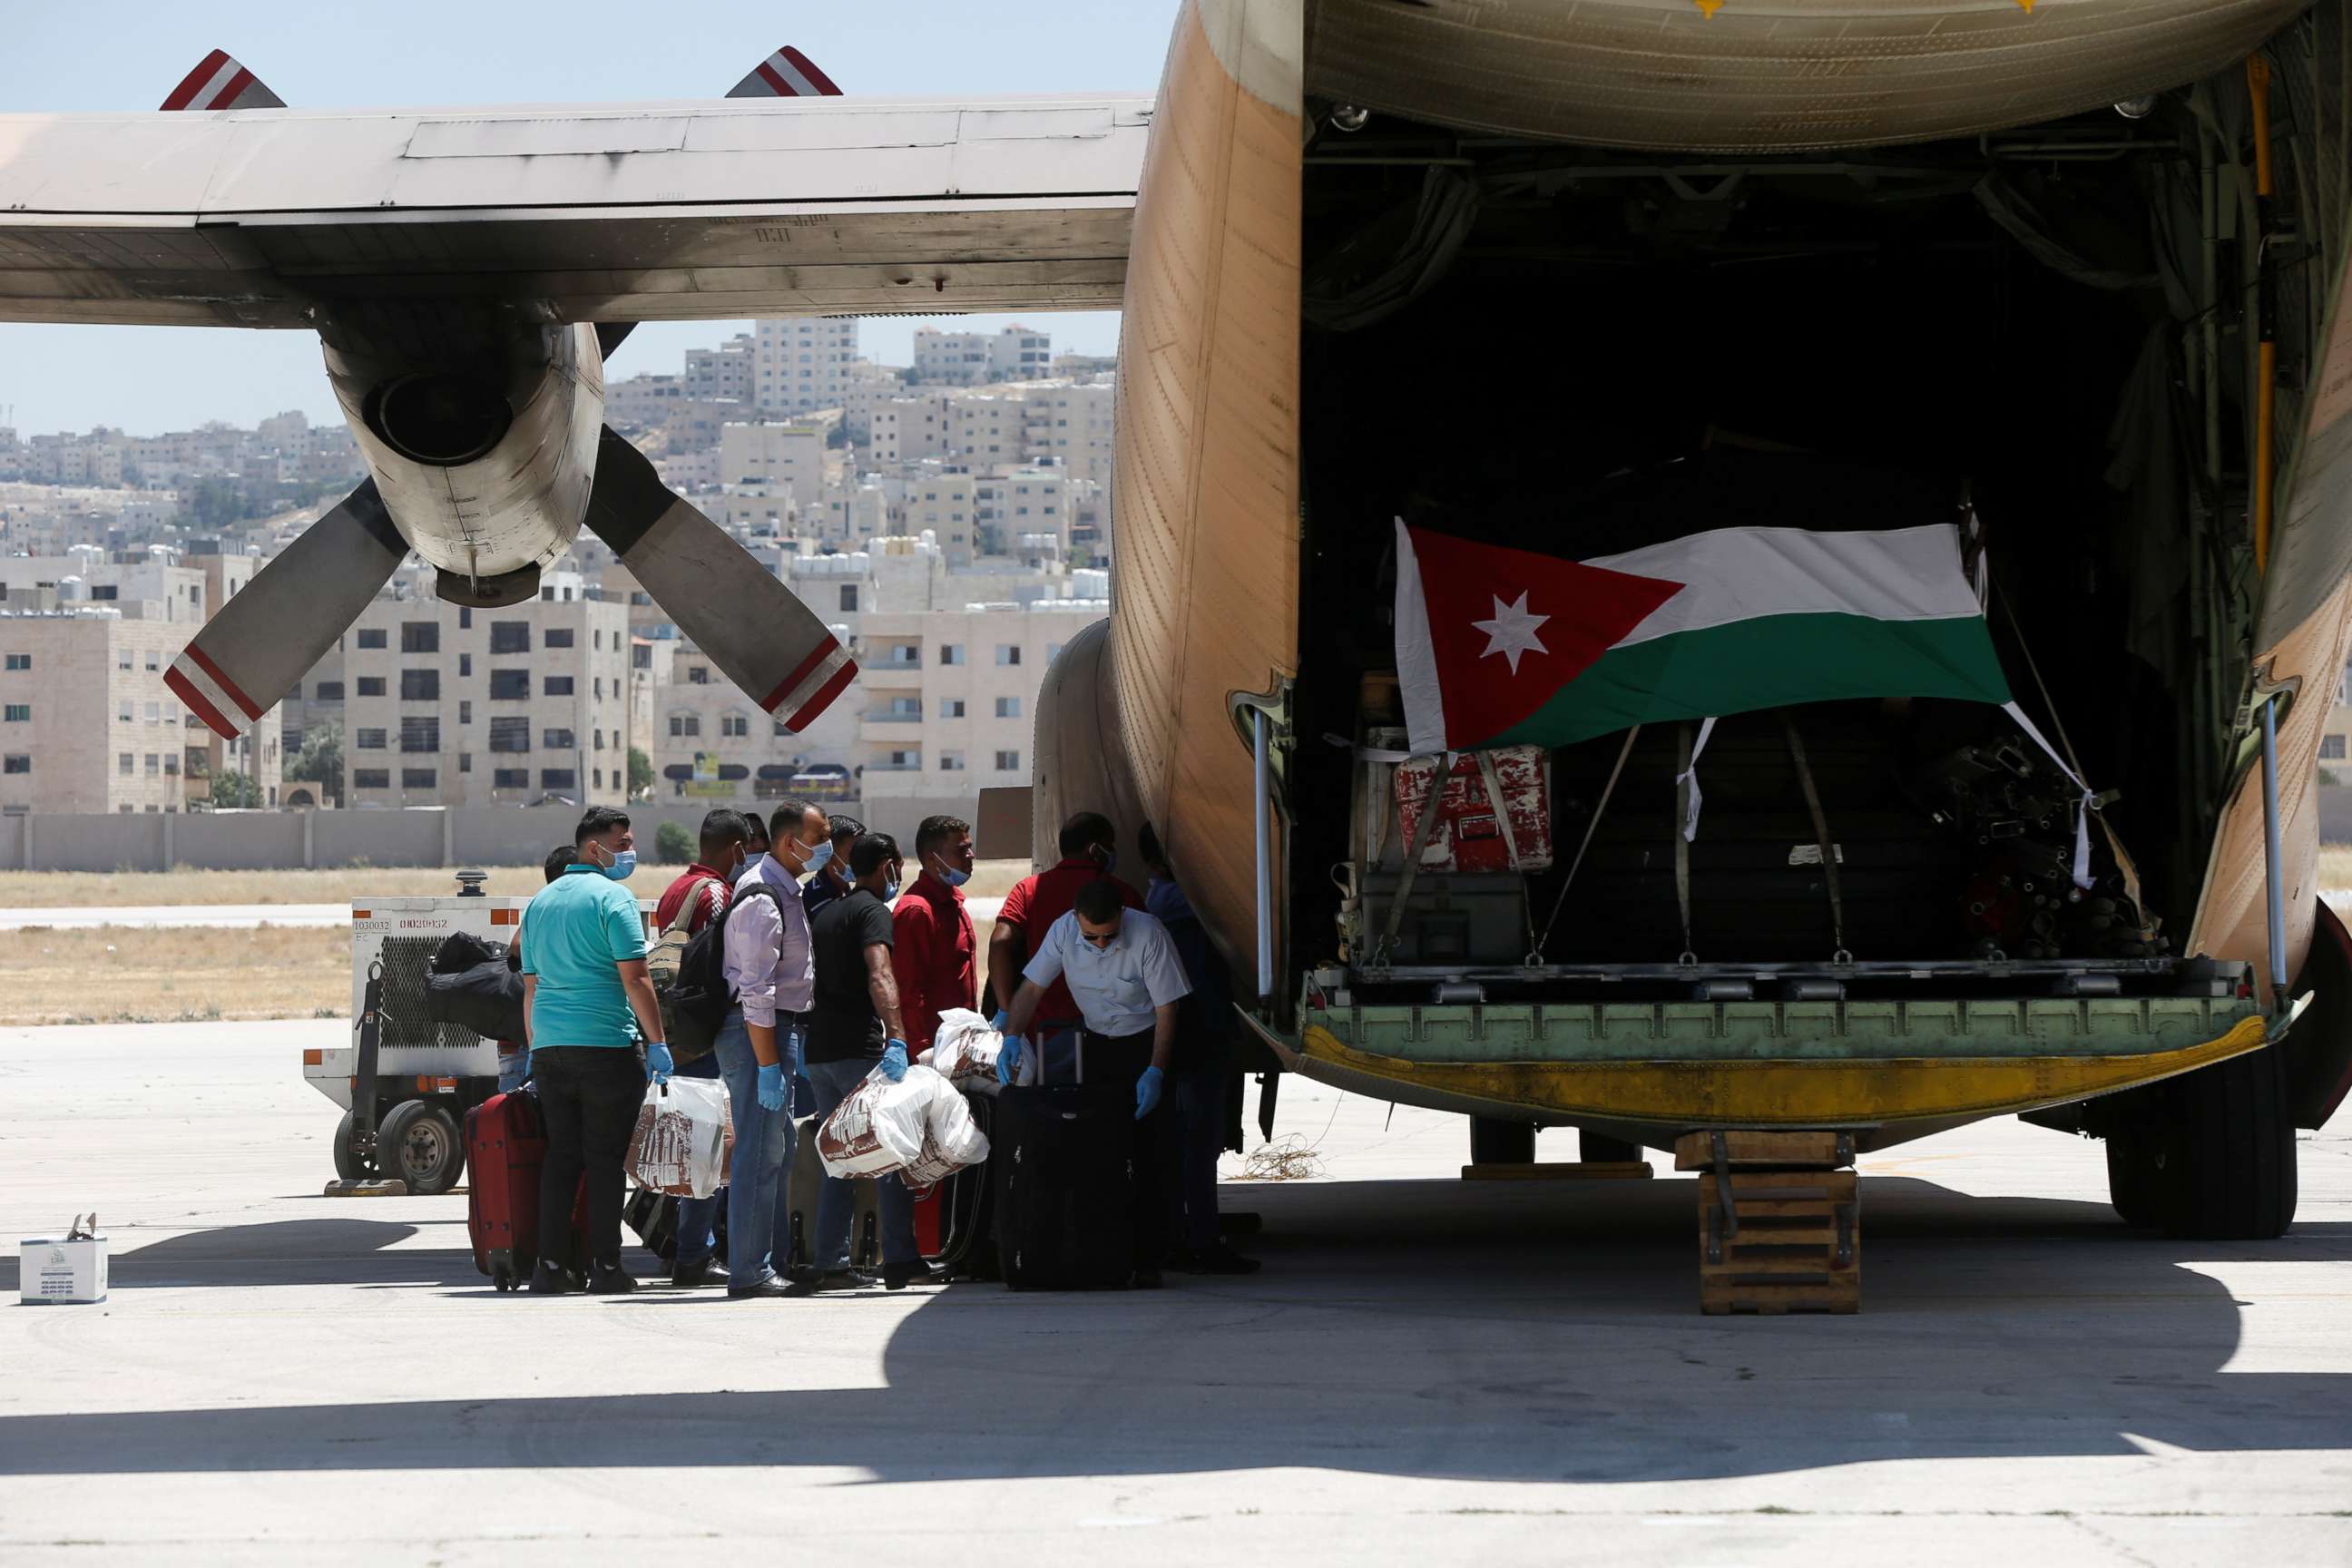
left=648, top=876, right=725, bottom=1061
left=662, top=881, right=781, bottom=1062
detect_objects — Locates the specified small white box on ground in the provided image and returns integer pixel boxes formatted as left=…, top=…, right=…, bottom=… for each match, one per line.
left=21, top=1217, right=107, bottom=1305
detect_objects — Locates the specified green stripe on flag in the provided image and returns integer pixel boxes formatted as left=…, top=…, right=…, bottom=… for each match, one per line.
left=1488, top=612, right=2014, bottom=750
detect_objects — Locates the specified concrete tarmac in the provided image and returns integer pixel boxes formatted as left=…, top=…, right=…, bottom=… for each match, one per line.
left=3, top=1018, right=2350, bottom=1564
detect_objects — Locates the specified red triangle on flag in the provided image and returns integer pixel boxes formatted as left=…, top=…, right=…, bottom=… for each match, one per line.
left=1405, top=524, right=1684, bottom=750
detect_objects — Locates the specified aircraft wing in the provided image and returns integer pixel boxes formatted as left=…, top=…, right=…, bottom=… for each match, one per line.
left=0, top=93, right=1150, bottom=327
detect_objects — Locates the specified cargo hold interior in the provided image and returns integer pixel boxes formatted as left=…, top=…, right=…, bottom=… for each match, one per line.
left=1285, top=94, right=2304, bottom=996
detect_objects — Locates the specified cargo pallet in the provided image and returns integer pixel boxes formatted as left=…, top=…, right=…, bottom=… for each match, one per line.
left=1676, top=1131, right=1859, bottom=1315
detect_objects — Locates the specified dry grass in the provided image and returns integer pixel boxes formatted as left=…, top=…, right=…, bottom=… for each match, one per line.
left=2323, top=848, right=2352, bottom=888
left=0, top=857, right=1033, bottom=909
left=0, top=925, right=350, bottom=1025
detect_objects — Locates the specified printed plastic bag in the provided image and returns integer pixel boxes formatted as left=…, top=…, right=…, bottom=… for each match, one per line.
left=818, top=1063, right=991, bottom=1181
left=627, top=1076, right=732, bottom=1199
left=920, top=1008, right=1005, bottom=1096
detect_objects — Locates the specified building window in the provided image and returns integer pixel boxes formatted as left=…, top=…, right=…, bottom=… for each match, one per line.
left=355, top=728, right=387, bottom=750
left=458, top=654, right=472, bottom=678
left=459, top=607, right=473, bottom=630
left=400, top=622, right=439, bottom=654
left=118, top=701, right=132, bottom=723
left=356, top=677, right=386, bottom=698
left=543, top=728, right=576, bottom=750
left=670, top=713, right=700, bottom=739
left=490, top=622, right=530, bottom=654
left=459, top=700, right=473, bottom=726
left=593, top=677, right=603, bottom=701
left=2, top=653, right=27, bottom=671
left=773, top=719, right=791, bottom=737
left=353, top=769, right=390, bottom=789
left=2327, top=735, right=2349, bottom=761
left=688, top=666, right=710, bottom=685
left=839, top=584, right=858, bottom=612
left=593, top=768, right=603, bottom=789
left=721, top=713, right=749, bottom=738
left=995, top=750, right=1020, bottom=770
left=938, top=751, right=965, bottom=772
left=145, top=702, right=160, bottom=723
left=489, top=670, right=530, bottom=701
left=144, top=753, right=161, bottom=774
left=544, top=676, right=575, bottom=697
left=400, top=717, right=440, bottom=753
left=314, top=681, right=344, bottom=701
left=995, top=696, right=1022, bottom=719
left=494, top=768, right=529, bottom=789
left=356, top=628, right=386, bottom=649
left=544, top=628, right=575, bottom=649
left=400, top=669, right=440, bottom=701
left=401, top=768, right=436, bottom=789
left=119, top=752, right=132, bottom=775
left=942, top=699, right=965, bottom=719
left=1, top=755, right=26, bottom=774
left=163, top=754, right=178, bottom=776
left=489, top=717, right=531, bottom=753
left=938, top=643, right=965, bottom=666
left=459, top=752, right=472, bottom=774
left=593, top=729, right=605, bottom=750
left=1, top=704, right=26, bottom=723
left=541, top=769, right=577, bottom=790
left=995, top=645, right=1021, bottom=667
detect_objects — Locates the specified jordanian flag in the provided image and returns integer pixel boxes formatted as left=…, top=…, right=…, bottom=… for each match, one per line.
left=1394, top=518, right=2013, bottom=756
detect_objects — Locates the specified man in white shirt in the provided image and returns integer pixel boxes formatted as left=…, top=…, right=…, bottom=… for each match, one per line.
left=706, top=797, right=828, bottom=1298
left=1000, top=877, right=1192, bottom=1286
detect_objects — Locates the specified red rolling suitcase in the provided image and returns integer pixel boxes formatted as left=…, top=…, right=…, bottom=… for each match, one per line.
left=466, top=1090, right=583, bottom=1291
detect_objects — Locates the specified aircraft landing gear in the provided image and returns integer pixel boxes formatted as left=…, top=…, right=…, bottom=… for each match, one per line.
left=2105, top=1043, right=2297, bottom=1239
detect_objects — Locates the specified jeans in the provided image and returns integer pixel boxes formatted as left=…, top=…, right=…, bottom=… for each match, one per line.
left=671, top=1049, right=727, bottom=1269
left=1083, top=1031, right=1177, bottom=1269
left=712, top=1008, right=799, bottom=1287
left=532, top=1045, right=643, bottom=1273
left=1168, top=1065, right=1225, bottom=1255
left=803, top=1057, right=919, bottom=1269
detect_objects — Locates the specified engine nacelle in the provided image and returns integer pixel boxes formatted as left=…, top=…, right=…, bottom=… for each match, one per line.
left=324, top=318, right=604, bottom=605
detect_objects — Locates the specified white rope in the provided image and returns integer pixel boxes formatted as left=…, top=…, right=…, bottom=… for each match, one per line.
left=1676, top=716, right=1718, bottom=842
left=2002, top=701, right=2098, bottom=890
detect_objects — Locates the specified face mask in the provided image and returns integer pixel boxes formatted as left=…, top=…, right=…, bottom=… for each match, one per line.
left=1093, top=847, right=1118, bottom=876
left=602, top=849, right=638, bottom=882
left=933, top=852, right=970, bottom=888
left=804, top=839, right=834, bottom=876
left=882, top=869, right=903, bottom=902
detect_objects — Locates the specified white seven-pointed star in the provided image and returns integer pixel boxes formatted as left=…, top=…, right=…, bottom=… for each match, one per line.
left=1472, top=591, right=1550, bottom=675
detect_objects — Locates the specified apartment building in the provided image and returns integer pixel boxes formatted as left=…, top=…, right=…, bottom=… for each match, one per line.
left=755, top=318, right=858, bottom=416
left=647, top=632, right=858, bottom=811
left=1020, top=380, right=1116, bottom=490
left=336, top=586, right=631, bottom=809
left=718, top=423, right=827, bottom=513
left=0, top=554, right=210, bottom=624
left=911, top=324, right=1054, bottom=386
left=0, top=607, right=282, bottom=814
left=868, top=394, right=953, bottom=466
left=685, top=334, right=755, bottom=402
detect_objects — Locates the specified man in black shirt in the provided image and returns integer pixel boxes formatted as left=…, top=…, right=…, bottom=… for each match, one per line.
left=792, top=831, right=926, bottom=1292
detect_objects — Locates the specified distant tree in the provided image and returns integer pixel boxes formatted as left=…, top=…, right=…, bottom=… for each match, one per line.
left=627, top=747, right=654, bottom=801
left=289, top=722, right=345, bottom=808
left=210, top=769, right=260, bottom=808
left=1069, top=543, right=1094, bottom=570
left=2323, top=767, right=2342, bottom=789
left=654, top=821, right=696, bottom=864
left=189, top=476, right=242, bottom=530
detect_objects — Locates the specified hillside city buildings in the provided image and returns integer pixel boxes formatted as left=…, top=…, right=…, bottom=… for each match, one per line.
left=0, top=319, right=1117, bottom=838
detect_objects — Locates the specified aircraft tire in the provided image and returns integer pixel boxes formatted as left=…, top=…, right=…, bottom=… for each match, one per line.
left=2139, top=1044, right=2298, bottom=1240
left=2103, top=1135, right=2160, bottom=1228
left=1468, top=1116, right=1536, bottom=1165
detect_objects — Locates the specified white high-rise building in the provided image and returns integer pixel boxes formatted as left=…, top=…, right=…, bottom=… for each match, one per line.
left=754, top=318, right=859, bottom=416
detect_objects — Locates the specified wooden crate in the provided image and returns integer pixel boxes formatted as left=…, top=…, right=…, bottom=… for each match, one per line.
left=1674, top=1130, right=1857, bottom=1171
left=1697, top=1170, right=1860, bottom=1315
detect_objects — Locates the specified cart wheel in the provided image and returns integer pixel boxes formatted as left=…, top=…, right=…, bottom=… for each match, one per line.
left=494, top=1260, right=516, bottom=1293
left=332, top=1108, right=376, bottom=1181
left=377, top=1101, right=466, bottom=1196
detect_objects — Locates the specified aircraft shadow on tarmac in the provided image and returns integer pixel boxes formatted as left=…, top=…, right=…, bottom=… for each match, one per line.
left=6, top=1175, right=2352, bottom=1484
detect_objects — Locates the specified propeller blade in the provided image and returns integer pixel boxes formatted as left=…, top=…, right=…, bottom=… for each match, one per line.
left=727, top=44, right=843, bottom=98
left=582, top=427, right=856, bottom=734
left=160, top=50, right=285, bottom=111
left=167, top=481, right=407, bottom=739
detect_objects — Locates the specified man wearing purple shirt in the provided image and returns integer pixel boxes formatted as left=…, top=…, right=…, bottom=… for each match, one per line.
left=707, top=796, right=830, bottom=1299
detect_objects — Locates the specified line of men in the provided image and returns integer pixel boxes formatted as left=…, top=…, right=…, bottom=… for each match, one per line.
left=514, top=802, right=1258, bottom=1297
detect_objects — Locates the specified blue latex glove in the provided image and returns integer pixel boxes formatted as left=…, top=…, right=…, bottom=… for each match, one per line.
left=879, top=1040, right=910, bottom=1083
left=644, top=1042, right=674, bottom=1085
left=1134, top=1064, right=1164, bottom=1121
left=989, top=1009, right=1010, bottom=1032
left=756, top=1061, right=789, bottom=1113
left=996, top=1033, right=1025, bottom=1085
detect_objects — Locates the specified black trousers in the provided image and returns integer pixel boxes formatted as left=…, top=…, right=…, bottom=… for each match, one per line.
left=532, top=1046, right=643, bottom=1271
left=1082, top=1030, right=1180, bottom=1269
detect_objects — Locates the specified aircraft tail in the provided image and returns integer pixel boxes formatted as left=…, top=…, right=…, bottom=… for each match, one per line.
left=160, top=51, right=284, bottom=112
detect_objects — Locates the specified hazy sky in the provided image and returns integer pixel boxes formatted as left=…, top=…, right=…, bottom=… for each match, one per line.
left=0, top=1, right=1171, bottom=436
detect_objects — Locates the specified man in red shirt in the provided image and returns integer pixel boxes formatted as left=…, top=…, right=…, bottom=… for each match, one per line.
left=650, top=808, right=752, bottom=1288
left=987, top=810, right=1144, bottom=1034
left=893, top=814, right=979, bottom=1054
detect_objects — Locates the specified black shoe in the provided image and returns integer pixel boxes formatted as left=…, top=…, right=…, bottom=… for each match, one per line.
left=671, top=1258, right=728, bottom=1289
left=726, top=1274, right=794, bottom=1299
left=586, top=1264, right=641, bottom=1295
left=882, top=1259, right=942, bottom=1290
left=526, top=1261, right=573, bottom=1295
left=782, top=1266, right=872, bottom=1297
left=1131, top=1267, right=1164, bottom=1289
left=1187, top=1244, right=1261, bottom=1276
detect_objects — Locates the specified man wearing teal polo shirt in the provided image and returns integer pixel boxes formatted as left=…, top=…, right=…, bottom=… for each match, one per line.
left=520, top=806, right=670, bottom=1295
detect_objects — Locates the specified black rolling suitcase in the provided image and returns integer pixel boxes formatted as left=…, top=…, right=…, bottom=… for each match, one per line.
left=993, top=1035, right=1136, bottom=1289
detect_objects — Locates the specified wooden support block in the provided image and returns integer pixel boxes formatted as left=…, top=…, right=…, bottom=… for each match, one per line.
left=1460, top=1161, right=1654, bottom=1181
left=1675, top=1130, right=1857, bottom=1171
left=1695, top=1169, right=1861, bottom=1315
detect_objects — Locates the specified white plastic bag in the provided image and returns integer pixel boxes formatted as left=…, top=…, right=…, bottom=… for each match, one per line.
left=920, top=1008, right=1005, bottom=1096
left=628, top=1076, right=732, bottom=1200
left=818, top=1063, right=991, bottom=1182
